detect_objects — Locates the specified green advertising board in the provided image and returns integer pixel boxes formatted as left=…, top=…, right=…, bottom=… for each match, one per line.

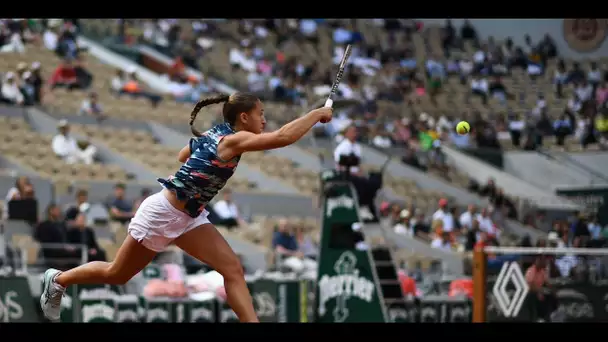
left=0, top=276, right=39, bottom=322
left=556, top=186, right=608, bottom=226
left=315, top=180, right=387, bottom=322
left=251, top=274, right=313, bottom=323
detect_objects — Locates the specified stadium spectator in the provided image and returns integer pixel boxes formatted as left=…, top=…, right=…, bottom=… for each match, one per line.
left=35, top=203, right=80, bottom=270
left=19, top=71, right=36, bottom=106
left=116, top=68, right=162, bottom=107
left=470, top=73, right=488, bottom=105
left=64, top=188, right=91, bottom=222
left=29, top=61, right=44, bottom=104
left=0, top=72, right=24, bottom=105
left=0, top=23, right=25, bottom=54
left=42, top=21, right=60, bottom=51
left=460, top=20, right=477, bottom=42
left=5, top=176, right=33, bottom=202
left=272, top=219, right=316, bottom=274
left=596, top=81, right=608, bottom=106
left=51, top=120, right=98, bottom=165
left=508, top=112, right=525, bottom=147
left=67, top=213, right=107, bottom=262
left=334, top=125, right=362, bottom=174
left=55, top=21, right=78, bottom=60
left=411, top=209, right=430, bottom=240
left=133, top=188, right=152, bottom=212
left=79, top=92, right=106, bottom=121
left=169, top=75, right=212, bottom=104
left=3, top=175, right=36, bottom=221
left=553, top=113, right=573, bottom=147
left=74, top=54, right=94, bottom=89
left=401, top=147, right=425, bottom=171
left=370, top=127, right=392, bottom=150
left=465, top=219, right=482, bottom=251
left=16, top=61, right=28, bottom=79
left=393, top=209, right=413, bottom=236
left=459, top=204, right=477, bottom=230
left=595, top=110, right=608, bottom=145
left=477, top=207, right=499, bottom=238
left=428, top=140, right=450, bottom=180
left=432, top=198, right=449, bottom=222
left=431, top=231, right=452, bottom=251
left=48, top=58, right=79, bottom=91
left=553, top=59, right=567, bottom=98
left=108, top=183, right=134, bottom=224
left=111, top=68, right=127, bottom=94
left=212, top=189, right=243, bottom=229
left=295, top=224, right=318, bottom=261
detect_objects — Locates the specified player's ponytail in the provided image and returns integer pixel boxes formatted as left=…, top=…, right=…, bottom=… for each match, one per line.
left=189, top=94, right=230, bottom=137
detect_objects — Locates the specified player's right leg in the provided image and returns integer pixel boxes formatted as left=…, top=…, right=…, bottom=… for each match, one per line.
left=41, top=234, right=156, bottom=321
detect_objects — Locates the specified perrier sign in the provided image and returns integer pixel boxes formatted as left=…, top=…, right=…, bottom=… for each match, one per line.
left=315, top=180, right=387, bottom=322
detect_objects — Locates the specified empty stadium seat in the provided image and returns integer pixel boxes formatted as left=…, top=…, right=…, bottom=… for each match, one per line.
left=0, top=116, right=130, bottom=183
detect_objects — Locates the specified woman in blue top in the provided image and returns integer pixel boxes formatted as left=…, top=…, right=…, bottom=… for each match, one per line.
left=39, top=92, right=334, bottom=323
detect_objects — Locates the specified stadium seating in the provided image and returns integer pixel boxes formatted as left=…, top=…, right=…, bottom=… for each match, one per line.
left=68, top=122, right=256, bottom=192
left=0, top=115, right=130, bottom=185
left=78, top=19, right=608, bottom=153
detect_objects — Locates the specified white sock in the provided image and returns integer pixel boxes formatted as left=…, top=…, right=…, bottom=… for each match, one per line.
left=52, top=273, right=66, bottom=292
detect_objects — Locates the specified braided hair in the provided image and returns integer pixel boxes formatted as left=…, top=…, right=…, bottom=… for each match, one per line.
left=189, top=94, right=230, bottom=137
left=189, top=92, right=261, bottom=137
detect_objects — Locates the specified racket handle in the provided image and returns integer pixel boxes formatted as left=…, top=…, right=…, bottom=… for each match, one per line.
left=324, top=98, right=334, bottom=108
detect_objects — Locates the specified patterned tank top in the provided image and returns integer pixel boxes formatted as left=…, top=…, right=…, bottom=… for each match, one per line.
left=157, top=123, right=240, bottom=218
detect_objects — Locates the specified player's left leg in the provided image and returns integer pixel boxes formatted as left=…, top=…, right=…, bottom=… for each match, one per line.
left=173, top=223, right=259, bottom=322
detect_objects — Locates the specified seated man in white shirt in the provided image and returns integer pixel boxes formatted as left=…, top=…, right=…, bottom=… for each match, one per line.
left=470, top=74, right=489, bottom=104
left=333, top=125, right=381, bottom=221
left=1, top=72, right=24, bottom=105
left=476, top=207, right=500, bottom=238
left=458, top=204, right=477, bottom=230
left=334, top=125, right=363, bottom=175
left=51, top=120, right=97, bottom=165
left=212, top=189, right=243, bottom=229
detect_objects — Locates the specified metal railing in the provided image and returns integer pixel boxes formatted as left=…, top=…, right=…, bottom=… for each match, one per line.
left=2, top=241, right=88, bottom=274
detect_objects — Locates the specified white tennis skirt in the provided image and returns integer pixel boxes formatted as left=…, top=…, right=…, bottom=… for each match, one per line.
left=127, top=191, right=210, bottom=252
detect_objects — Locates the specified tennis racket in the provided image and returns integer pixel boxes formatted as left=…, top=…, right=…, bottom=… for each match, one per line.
left=324, top=44, right=352, bottom=108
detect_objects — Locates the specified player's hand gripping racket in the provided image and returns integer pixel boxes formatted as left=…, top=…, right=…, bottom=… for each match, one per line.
left=324, top=44, right=352, bottom=109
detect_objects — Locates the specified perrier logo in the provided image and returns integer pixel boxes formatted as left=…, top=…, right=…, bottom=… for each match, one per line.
left=326, top=194, right=355, bottom=218
left=318, top=251, right=375, bottom=322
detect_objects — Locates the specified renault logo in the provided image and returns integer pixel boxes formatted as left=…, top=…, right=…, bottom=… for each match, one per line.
left=492, top=262, right=529, bottom=317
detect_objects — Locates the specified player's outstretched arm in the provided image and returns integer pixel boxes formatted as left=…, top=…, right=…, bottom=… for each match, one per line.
left=219, top=107, right=333, bottom=159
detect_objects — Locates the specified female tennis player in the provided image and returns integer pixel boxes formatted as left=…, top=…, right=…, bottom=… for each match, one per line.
left=40, top=92, right=333, bottom=322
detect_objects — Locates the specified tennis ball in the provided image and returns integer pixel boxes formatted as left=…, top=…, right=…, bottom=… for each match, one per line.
left=456, top=121, right=470, bottom=135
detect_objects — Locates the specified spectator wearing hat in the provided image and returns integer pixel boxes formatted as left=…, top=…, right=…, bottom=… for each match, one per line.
left=1, top=72, right=24, bottom=105
left=29, top=61, right=44, bottom=104
left=16, top=62, right=28, bottom=79
left=393, top=209, right=413, bottom=236
left=51, top=120, right=97, bottom=165
left=432, top=198, right=449, bottom=222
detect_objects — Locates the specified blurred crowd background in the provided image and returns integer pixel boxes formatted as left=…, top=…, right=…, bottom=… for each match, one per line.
left=1, top=18, right=608, bottom=322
